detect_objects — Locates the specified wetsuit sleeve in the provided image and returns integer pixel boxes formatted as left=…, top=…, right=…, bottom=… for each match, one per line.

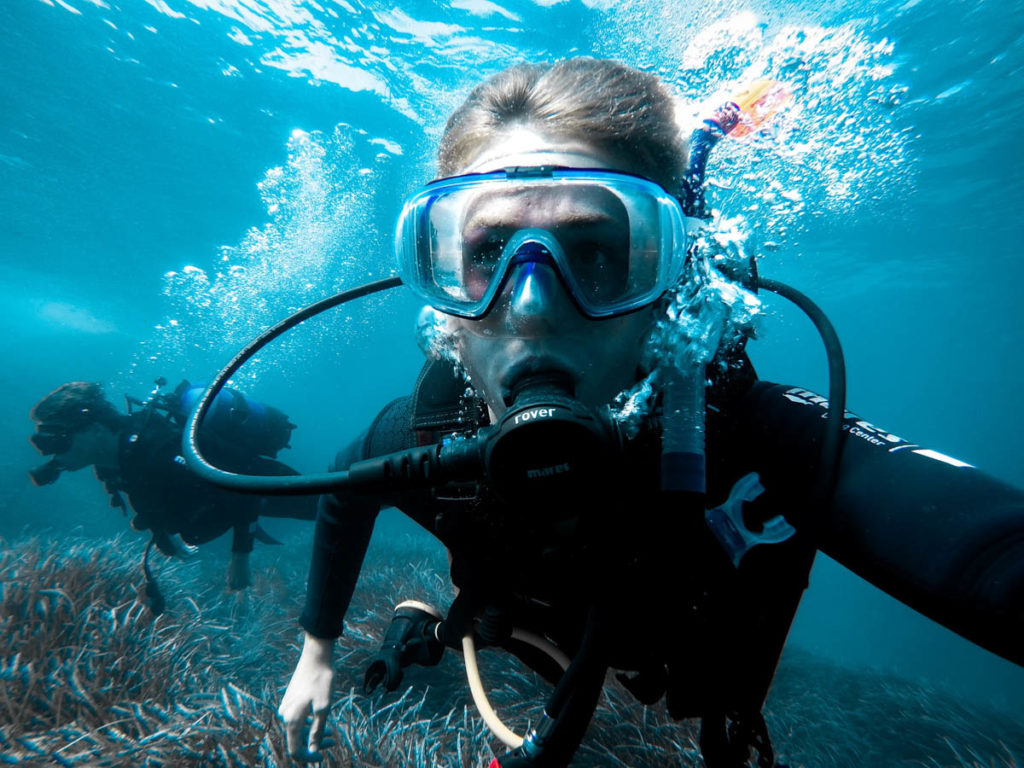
left=725, top=381, right=1024, bottom=665
left=298, top=437, right=380, bottom=640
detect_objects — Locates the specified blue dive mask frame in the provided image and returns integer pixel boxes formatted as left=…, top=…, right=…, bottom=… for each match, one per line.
left=395, top=166, right=690, bottom=319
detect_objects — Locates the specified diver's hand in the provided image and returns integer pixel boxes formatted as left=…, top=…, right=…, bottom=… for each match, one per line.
left=226, top=551, right=251, bottom=591
left=364, top=600, right=443, bottom=693
left=278, top=633, right=335, bottom=761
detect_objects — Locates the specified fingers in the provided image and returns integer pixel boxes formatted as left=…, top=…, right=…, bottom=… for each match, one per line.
left=279, top=645, right=336, bottom=763
left=281, top=719, right=332, bottom=762
left=364, top=660, right=385, bottom=694
left=281, top=703, right=307, bottom=760
left=279, top=696, right=332, bottom=762
left=308, top=706, right=329, bottom=756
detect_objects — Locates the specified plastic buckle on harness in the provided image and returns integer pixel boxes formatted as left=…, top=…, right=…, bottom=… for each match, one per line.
left=704, top=473, right=795, bottom=568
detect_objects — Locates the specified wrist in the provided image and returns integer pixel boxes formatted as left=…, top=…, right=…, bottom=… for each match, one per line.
left=301, top=632, right=335, bottom=665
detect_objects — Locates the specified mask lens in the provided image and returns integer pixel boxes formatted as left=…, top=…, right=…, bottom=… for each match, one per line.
left=30, top=424, right=73, bottom=455
left=399, top=169, right=683, bottom=318
left=554, top=197, right=632, bottom=305
left=461, top=225, right=512, bottom=301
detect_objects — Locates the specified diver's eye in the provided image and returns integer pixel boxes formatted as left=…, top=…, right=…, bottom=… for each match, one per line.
left=565, top=238, right=630, bottom=303
left=462, top=228, right=511, bottom=300
left=573, top=243, right=614, bottom=267
left=468, top=233, right=506, bottom=265
left=463, top=228, right=511, bottom=265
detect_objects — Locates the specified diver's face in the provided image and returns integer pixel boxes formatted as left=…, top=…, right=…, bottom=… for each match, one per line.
left=54, top=423, right=110, bottom=472
left=444, top=130, right=659, bottom=416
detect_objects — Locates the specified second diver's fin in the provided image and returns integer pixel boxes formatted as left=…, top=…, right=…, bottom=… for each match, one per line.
left=251, top=522, right=284, bottom=546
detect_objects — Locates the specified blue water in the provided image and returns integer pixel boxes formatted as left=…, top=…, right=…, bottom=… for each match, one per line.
left=2, top=0, right=1022, bottom=736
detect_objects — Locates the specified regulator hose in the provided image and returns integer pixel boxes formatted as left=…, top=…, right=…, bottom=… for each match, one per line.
left=756, top=277, right=847, bottom=506
left=181, top=275, right=846, bottom=511
left=462, top=628, right=572, bottom=749
left=181, top=276, right=401, bottom=495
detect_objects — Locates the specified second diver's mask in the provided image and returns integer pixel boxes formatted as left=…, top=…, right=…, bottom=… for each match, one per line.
left=396, top=166, right=689, bottom=320
left=29, top=422, right=75, bottom=456
left=27, top=422, right=75, bottom=487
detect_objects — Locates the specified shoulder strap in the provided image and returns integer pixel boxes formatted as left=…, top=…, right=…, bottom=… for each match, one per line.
left=351, top=360, right=488, bottom=463
left=411, top=359, right=488, bottom=440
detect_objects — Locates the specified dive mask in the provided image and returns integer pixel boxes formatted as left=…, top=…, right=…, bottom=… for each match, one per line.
left=28, top=423, right=74, bottom=487
left=29, top=423, right=74, bottom=456
left=396, top=166, right=689, bottom=319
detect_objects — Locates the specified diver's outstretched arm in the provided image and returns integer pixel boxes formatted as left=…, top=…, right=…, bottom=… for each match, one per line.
left=278, top=632, right=335, bottom=761
left=724, top=381, right=1024, bottom=666
left=298, top=484, right=380, bottom=638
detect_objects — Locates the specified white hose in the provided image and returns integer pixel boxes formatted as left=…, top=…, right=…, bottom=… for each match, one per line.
left=461, top=627, right=571, bottom=749
left=510, top=628, right=571, bottom=671
left=463, top=634, right=524, bottom=749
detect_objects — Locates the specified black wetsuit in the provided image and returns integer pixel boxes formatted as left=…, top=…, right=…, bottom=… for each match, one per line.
left=299, top=357, right=1024, bottom=764
left=97, top=411, right=317, bottom=554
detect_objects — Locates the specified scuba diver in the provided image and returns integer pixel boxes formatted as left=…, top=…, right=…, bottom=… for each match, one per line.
left=180, top=59, right=1022, bottom=767
left=28, top=379, right=317, bottom=602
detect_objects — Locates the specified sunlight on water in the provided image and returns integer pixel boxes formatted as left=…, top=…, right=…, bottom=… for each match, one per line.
left=42, top=0, right=917, bottom=391
left=145, top=2, right=912, bottom=398
left=584, top=5, right=912, bottom=230
left=135, top=0, right=532, bottom=121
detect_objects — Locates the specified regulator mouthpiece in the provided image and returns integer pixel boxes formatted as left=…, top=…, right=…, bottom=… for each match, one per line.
left=484, top=374, right=619, bottom=503
left=504, top=370, right=575, bottom=407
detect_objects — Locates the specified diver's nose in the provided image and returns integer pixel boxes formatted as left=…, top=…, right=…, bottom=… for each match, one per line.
left=504, top=259, right=573, bottom=333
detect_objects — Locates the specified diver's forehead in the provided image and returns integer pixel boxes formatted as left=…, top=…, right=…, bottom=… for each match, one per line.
left=461, top=184, right=626, bottom=231
left=461, top=128, right=621, bottom=175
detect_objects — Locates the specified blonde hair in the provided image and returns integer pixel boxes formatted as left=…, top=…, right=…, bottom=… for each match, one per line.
left=438, top=58, right=687, bottom=191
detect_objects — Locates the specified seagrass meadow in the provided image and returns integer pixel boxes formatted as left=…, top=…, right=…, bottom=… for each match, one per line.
left=1, top=532, right=1021, bottom=768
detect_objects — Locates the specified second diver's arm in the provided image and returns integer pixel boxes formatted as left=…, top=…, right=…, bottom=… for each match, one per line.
left=226, top=518, right=255, bottom=590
